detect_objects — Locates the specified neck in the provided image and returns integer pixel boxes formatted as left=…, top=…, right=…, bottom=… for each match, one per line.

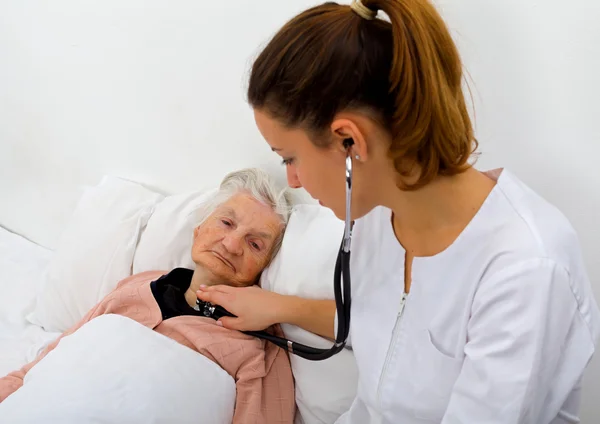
left=184, top=266, right=222, bottom=307
left=377, top=167, right=496, bottom=256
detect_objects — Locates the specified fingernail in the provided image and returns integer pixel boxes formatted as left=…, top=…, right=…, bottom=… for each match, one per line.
left=216, top=321, right=223, bottom=327
left=199, top=285, right=206, bottom=289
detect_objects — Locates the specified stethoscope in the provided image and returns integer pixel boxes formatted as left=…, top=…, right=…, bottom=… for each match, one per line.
left=196, top=139, right=355, bottom=361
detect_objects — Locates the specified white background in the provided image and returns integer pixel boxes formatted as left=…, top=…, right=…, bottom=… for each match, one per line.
left=0, top=0, right=598, bottom=420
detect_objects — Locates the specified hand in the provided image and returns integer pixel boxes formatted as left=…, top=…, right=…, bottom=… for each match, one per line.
left=196, top=285, right=284, bottom=332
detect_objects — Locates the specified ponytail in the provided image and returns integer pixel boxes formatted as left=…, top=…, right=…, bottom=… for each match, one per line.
left=248, top=0, right=477, bottom=189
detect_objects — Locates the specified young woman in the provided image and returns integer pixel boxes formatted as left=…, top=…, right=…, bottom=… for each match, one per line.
left=198, top=1, right=600, bottom=422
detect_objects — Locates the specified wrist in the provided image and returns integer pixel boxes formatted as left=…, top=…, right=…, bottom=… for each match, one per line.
left=272, top=293, right=300, bottom=326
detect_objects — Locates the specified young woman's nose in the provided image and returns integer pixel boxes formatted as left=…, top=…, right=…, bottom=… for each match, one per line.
left=286, top=165, right=302, bottom=189
left=222, top=232, right=244, bottom=255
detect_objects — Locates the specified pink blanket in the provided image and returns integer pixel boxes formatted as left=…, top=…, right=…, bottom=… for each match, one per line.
left=0, top=271, right=295, bottom=424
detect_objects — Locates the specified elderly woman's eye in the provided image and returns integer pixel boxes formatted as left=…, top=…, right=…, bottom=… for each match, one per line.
left=221, top=219, right=232, bottom=226
left=250, top=241, right=261, bottom=251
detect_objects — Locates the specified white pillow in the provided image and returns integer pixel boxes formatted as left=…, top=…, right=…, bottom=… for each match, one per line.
left=132, top=188, right=217, bottom=274
left=27, top=176, right=162, bottom=333
left=0, top=314, right=236, bottom=424
left=260, top=204, right=359, bottom=424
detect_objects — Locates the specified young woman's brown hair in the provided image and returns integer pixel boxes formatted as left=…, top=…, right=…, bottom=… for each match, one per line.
left=248, top=0, right=476, bottom=190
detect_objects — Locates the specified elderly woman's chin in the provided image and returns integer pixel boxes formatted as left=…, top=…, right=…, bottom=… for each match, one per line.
left=193, top=252, right=234, bottom=281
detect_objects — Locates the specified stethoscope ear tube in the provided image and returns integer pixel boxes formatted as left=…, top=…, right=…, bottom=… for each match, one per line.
left=275, top=149, right=353, bottom=360
left=333, top=243, right=351, bottom=346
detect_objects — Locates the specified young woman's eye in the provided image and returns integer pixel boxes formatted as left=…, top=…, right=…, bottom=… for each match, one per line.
left=281, top=158, right=294, bottom=166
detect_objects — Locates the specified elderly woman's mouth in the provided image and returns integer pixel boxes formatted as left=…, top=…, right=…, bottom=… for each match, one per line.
left=211, top=251, right=236, bottom=271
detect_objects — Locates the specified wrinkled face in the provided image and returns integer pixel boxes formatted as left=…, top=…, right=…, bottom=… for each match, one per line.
left=191, top=193, right=283, bottom=287
left=254, top=109, right=350, bottom=219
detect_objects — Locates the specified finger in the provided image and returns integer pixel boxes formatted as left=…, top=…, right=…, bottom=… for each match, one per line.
left=196, top=290, right=230, bottom=307
left=198, top=284, right=233, bottom=294
left=196, top=290, right=215, bottom=302
left=218, top=316, right=243, bottom=331
left=197, top=285, right=213, bottom=292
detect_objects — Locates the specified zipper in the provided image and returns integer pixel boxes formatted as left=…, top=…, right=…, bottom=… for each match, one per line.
left=376, top=292, right=408, bottom=413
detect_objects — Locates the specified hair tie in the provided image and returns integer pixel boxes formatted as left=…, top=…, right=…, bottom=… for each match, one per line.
left=350, top=0, right=377, bottom=20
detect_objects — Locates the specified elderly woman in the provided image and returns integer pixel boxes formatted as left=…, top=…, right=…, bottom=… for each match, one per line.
left=0, top=168, right=295, bottom=424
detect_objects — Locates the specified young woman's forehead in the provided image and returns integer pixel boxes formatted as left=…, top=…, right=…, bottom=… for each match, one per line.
left=254, top=109, right=310, bottom=150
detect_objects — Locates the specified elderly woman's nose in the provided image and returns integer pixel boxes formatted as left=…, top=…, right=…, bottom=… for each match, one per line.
left=222, top=232, right=244, bottom=255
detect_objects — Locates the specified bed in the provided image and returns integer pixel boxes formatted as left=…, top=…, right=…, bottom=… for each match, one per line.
left=0, top=227, right=58, bottom=375
left=0, top=177, right=359, bottom=424
left=0, top=227, right=59, bottom=378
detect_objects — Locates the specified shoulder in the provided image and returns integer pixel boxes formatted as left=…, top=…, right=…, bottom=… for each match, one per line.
left=472, top=171, right=599, bottom=338
left=464, top=170, right=586, bottom=285
left=475, top=169, right=584, bottom=280
left=116, top=270, right=168, bottom=289
left=492, top=170, right=580, bottom=263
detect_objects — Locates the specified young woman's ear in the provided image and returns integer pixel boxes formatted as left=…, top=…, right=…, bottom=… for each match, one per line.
left=330, top=115, right=368, bottom=161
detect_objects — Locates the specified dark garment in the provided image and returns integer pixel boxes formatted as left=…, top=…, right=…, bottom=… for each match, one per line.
left=150, top=268, right=203, bottom=320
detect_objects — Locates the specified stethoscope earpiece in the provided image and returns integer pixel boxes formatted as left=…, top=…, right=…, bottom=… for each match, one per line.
left=342, top=138, right=360, bottom=160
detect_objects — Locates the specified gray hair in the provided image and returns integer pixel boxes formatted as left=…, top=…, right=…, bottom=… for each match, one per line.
left=197, top=168, right=292, bottom=257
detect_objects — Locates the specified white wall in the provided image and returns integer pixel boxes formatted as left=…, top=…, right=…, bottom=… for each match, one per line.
left=0, top=0, right=315, bottom=248
left=0, top=0, right=598, bottom=420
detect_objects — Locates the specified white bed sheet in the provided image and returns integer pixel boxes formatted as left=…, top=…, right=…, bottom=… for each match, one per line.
left=0, top=227, right=60, bottom=377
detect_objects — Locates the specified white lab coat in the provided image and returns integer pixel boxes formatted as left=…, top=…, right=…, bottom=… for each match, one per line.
left=336, top=169, right=600, bottom=424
